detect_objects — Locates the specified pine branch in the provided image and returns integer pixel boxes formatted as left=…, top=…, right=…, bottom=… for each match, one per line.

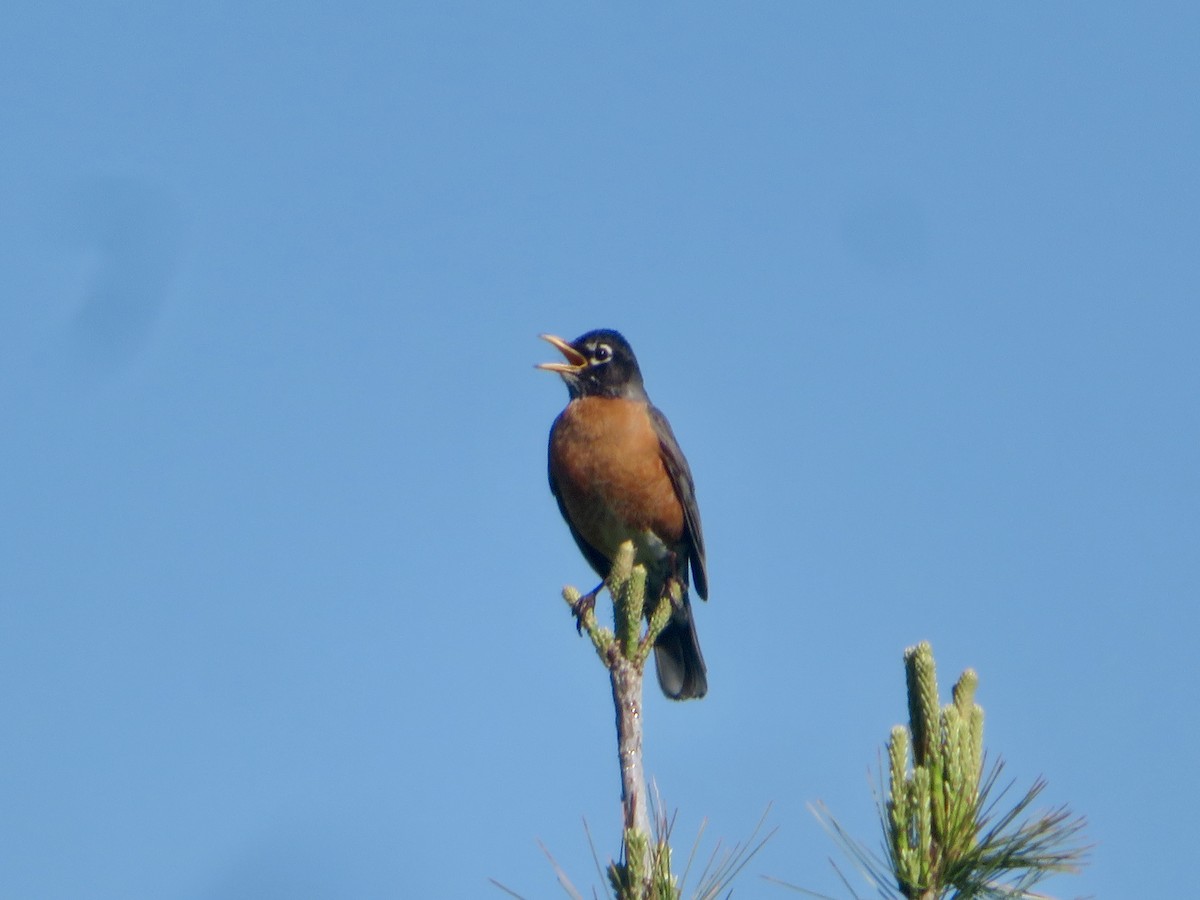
left=799, top=642, right=1088, bottom=900
left=563, top=542, right=678, bottom=899
left=526, top=544, right=769, bottom=899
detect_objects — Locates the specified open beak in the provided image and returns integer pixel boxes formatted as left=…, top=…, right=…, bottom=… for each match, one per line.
left=536, top=333, right=588, bottom=374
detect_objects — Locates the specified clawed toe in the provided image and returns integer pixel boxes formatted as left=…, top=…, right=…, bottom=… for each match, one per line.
left=572, top=588, right=599, bottom=633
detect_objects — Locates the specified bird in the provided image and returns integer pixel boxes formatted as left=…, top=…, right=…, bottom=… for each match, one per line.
left=538, top=328, right=709, bottom=700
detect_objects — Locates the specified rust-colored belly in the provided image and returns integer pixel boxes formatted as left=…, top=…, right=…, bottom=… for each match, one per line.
left=550, top=396, right=685, bottom=563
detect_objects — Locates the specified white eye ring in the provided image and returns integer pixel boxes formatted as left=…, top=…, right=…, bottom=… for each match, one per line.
left=593, top=343, right=612, bottom=362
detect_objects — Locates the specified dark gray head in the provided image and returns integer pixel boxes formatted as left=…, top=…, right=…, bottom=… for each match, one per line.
left=537, top=329, right=647, bottom=401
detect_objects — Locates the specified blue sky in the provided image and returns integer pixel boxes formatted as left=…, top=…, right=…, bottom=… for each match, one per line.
left=2, top=4, right=1197, bottom=898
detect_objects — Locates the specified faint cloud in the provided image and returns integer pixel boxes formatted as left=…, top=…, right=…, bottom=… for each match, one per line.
left=55, top=174, right=181, bottom=378
left=839, top=193, right=929, bottom=276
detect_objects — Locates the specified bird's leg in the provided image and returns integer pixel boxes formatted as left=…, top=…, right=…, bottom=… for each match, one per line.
left=663, top=577, right=686, bottom=612
left=660, top=551, right=687, bottom=611
left=572, top=581, right=603, bottom=633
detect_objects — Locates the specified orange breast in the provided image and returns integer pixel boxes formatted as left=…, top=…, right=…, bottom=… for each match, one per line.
left=550, top=396, right=685, bottom=561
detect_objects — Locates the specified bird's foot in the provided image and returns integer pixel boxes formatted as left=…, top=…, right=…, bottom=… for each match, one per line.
left=572, top=585, right=601, bottom=633
left=660, top=576, right=686, bottom=611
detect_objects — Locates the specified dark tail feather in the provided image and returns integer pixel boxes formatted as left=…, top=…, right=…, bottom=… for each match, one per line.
left=653, top=598, right=708, bottom=700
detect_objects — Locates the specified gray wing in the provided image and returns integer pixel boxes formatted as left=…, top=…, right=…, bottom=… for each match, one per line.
left=648, top=405, right=708, bottom=600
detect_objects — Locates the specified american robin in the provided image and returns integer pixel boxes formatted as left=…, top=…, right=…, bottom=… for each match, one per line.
left=538, top=329, right=708, bottom=700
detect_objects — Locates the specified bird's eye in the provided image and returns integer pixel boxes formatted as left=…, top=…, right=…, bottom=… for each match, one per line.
left=593, top=344, right=612, bottom=362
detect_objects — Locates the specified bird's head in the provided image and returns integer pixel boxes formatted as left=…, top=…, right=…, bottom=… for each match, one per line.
left=537, top=329, right=646, bottom=400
